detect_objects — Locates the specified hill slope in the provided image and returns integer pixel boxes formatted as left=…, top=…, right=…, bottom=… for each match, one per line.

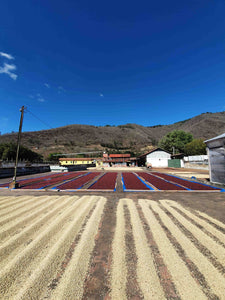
left=0, top=111, right=224, bottom=157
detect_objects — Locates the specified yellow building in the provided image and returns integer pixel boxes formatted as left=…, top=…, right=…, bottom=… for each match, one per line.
left=59, top=158, right=103, bottom=167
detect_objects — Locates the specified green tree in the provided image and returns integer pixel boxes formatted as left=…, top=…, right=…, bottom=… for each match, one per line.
left=184, top=139, right=206, bottom=156
left=2, top=143, right=16, bottom=160
left=47, top=153, right=63, bottom=161
left=0, top=143, right=43, bottom=162
left=158, top=130, right=193, bottom=153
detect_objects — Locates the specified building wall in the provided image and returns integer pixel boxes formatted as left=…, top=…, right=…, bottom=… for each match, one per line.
left=60, top=160, right=94, bottom=165
left=207, top=147, right=225, bottom=184
left=103, top=162, right=136, bottom=167
left=183, top=155, right=208, bottom=170
left=146, top=150, right=171, bottom=167
left=184, top=155, right=208, bottom=162
left=183, top=162, right=208, bottom=170
left=205, top=136, right=225, bottom=185
left=59, top=159, right=103, bottom=166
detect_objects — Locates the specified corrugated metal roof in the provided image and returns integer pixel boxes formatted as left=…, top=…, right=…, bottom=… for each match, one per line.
left=205, top=132, right=225, bottom=143
left=138, top=147, right=170, bottom=158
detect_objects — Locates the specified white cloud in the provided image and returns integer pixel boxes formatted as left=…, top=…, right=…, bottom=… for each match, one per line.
left=0, top=63, right=17, bottom=80
left=58, top=86, right=66, bottom=94
left=36, top=93, right=45, bottom=102
left=0, top=52, right=14, bottom=60
left=29, top=93, right=45, bottom=102
left=37, top=97, right=45, bottom=102
left=100, top=93, right=104, bottom=97
left=44, top=83, right=50, bottom=88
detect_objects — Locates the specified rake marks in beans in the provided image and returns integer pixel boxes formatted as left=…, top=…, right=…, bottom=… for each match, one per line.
left=0, top=196, right=225, bottom=299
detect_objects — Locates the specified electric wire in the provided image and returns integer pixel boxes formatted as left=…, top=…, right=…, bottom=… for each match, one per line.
left=26, top=108, right=54, bottom=130
left=25, top=108, right=102, bottom=157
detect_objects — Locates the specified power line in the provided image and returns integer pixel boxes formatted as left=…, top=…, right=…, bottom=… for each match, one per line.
left=25, top=109, right=100, bottom=154
left=26, top=108, right=54, bottom=130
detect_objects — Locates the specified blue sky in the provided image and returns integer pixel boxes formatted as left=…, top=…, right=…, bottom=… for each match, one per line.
left=0, top=0, right=225, bottom=134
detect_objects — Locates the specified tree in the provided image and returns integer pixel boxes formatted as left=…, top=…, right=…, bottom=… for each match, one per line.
left=0, top=143, right=43, bottom=162
left=47, top=153, right=63, bottom=161
left=158, top=130, right=193, bottom=153
left=184, top=139, right=206, bottom=156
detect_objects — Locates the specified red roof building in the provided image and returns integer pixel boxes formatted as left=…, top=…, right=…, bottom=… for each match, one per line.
left=103, top=153, right=136, bottom=167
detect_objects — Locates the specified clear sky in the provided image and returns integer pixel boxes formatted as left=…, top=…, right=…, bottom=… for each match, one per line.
left=0, top=0, right=225, bottom=134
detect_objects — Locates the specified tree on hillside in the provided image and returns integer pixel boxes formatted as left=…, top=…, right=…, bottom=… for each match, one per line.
left=47, top=153, right=63, bottom=161
left=0, top=143, right=43, bottom=162
left=184, top=139, right=206, bottom=156
left=158, top=130, right=193, bottom=153
left=0, top=143, right=17, bottom=160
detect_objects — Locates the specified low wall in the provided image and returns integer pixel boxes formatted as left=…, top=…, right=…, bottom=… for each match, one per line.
left=50, top=165, right=87, bottom=172
left=0, top=162, right=49, bottom=168
left=184, top=162, right=209, bottom=170
left=0, top=166, right=50, bottom=179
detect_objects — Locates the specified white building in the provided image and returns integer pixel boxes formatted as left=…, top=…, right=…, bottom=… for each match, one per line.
left=205, top=133, right=225, bottom=185
left=139, top=148, right=171, bottom=168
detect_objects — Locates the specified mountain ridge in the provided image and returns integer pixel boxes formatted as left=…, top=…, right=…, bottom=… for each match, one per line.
left=0, top=111, right=224, bottom=158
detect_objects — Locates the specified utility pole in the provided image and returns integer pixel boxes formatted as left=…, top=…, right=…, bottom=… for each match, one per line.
left=9, top=106, right=25, bottom=189
left=172, top=146, right=175, bottom=155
